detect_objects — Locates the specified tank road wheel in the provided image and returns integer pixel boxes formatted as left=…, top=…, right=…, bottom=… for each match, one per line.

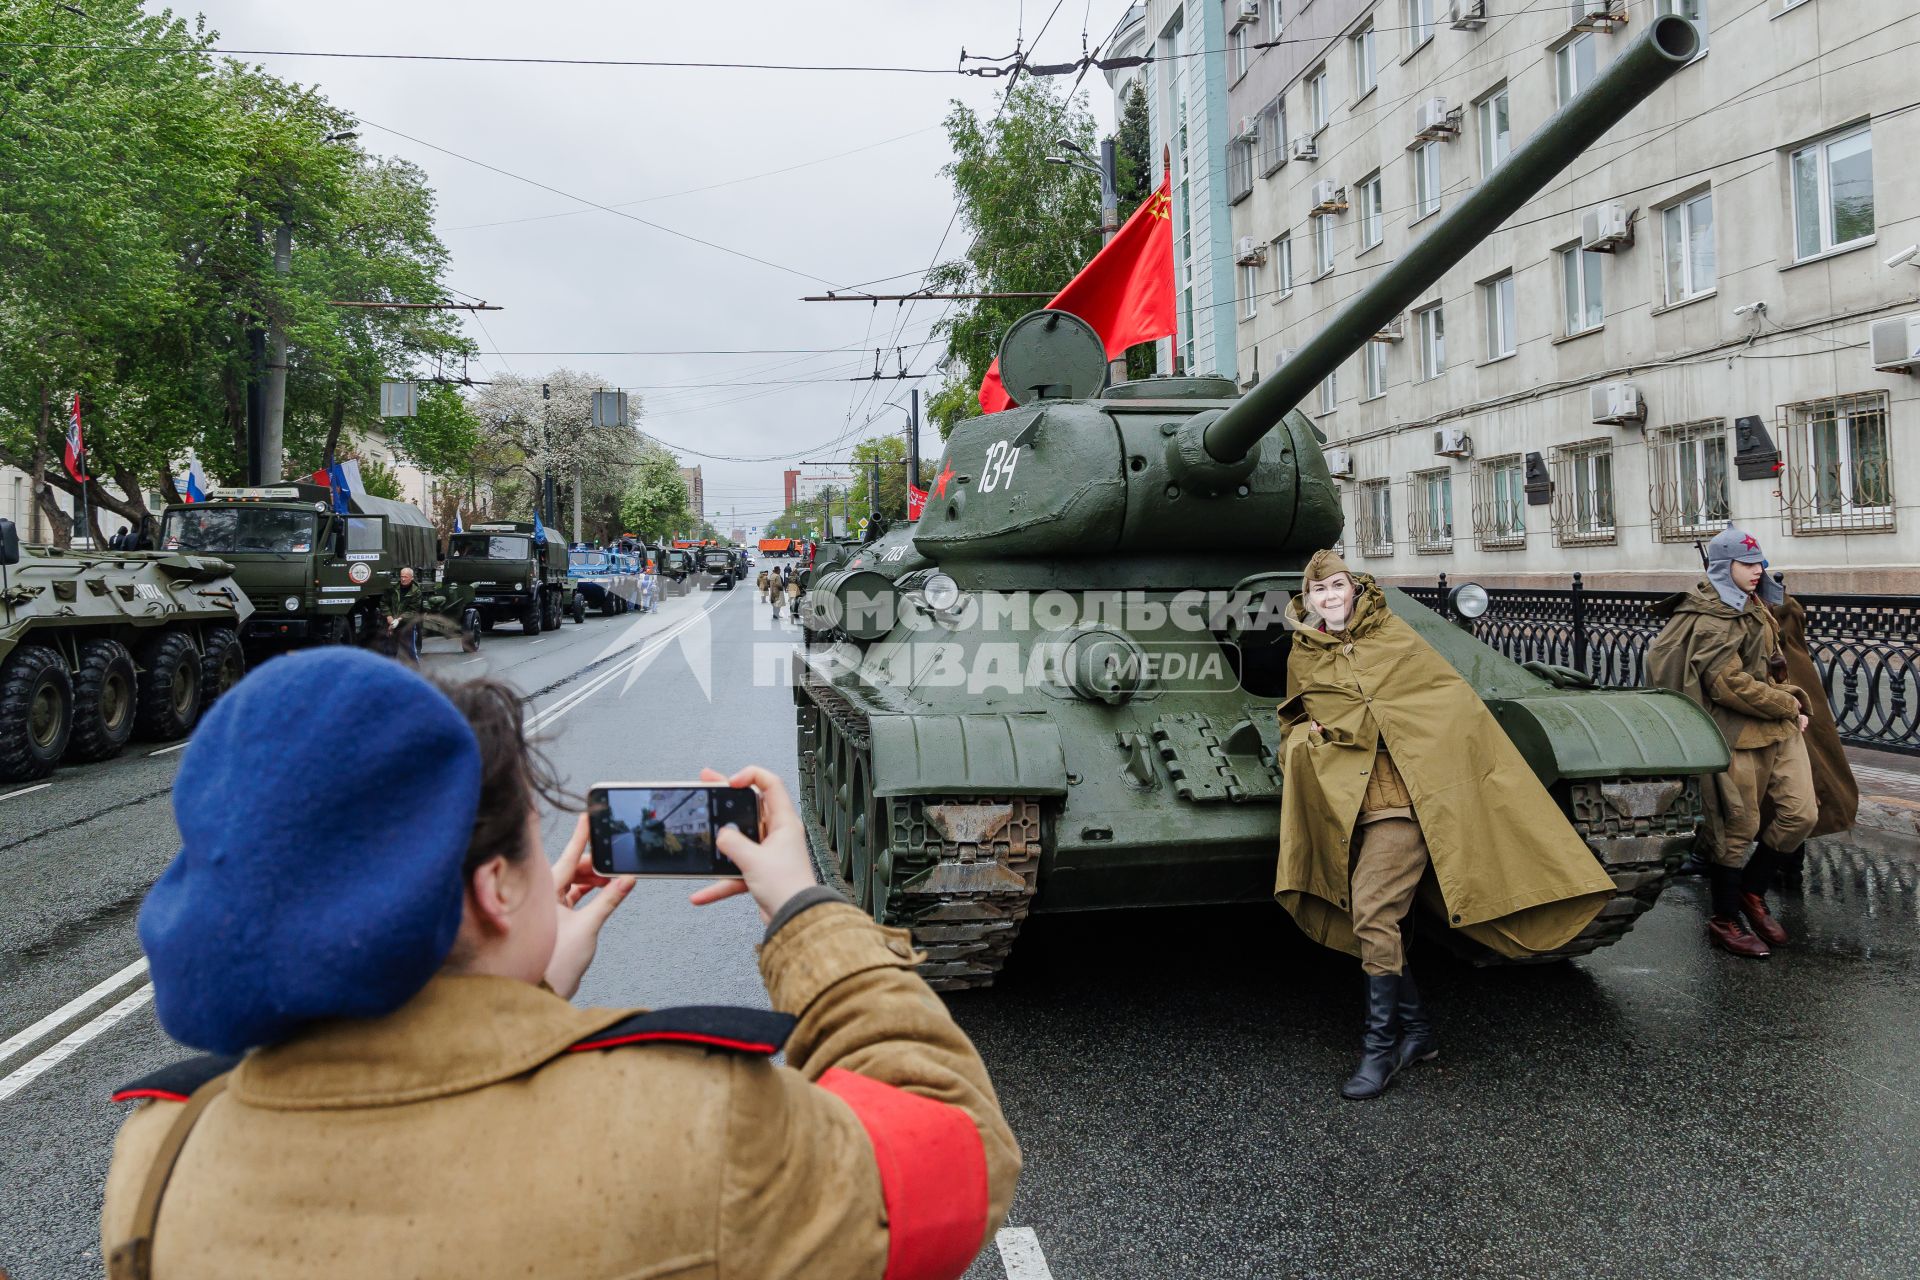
left=198, top=627, right=245, bottom=710
left=67, top=638, right=138, bottom=763
left=0, top=645, right=75, bottom=781
left=134, top=630, right=203, bottom=742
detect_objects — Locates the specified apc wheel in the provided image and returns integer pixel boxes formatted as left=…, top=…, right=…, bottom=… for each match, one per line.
left=135, top=630, right=203, bottom=741
left=570, top=593, right=586, bottom=625
left=0, top=645, right=74, bottom=781
left=199, top=627, right=245, bottom=709
left=67, top=638, right=137, bottom=763
left=462, top=609, right=482, bottom=647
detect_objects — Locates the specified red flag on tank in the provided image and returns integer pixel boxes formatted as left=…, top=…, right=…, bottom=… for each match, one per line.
left=977, top=172, right=1176, bottom=414
left=907, top=484, right=929, bottom=520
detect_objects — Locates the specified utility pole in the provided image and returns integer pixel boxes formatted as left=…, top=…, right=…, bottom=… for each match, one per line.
left=261, top=217, right=291, bottom=483
left=572, top=470, right=583, bottom=546
left=540, top=382, right=556, bottom=529
left=244, top=216, right=267, bottom=485
left=906, top=389, right=921, bottom=491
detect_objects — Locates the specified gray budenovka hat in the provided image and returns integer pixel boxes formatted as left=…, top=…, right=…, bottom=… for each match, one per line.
left=1704, top=527, right=1782, bottom=609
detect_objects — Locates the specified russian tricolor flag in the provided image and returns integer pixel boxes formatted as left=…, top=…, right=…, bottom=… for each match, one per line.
left=179, top=452, right=210, bottom=503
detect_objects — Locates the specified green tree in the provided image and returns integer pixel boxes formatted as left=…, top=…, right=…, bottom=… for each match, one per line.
left=618, top=447, right=690, bottom=542
left=845, top=435, right=910, bottom=521
left=391, top=383, right=483, bottom=479
left=925, top=82, right=1102, bottom=440
left=1114, top=79, right=1159, bottom=381
left=352, top=454, right=403, bottom=500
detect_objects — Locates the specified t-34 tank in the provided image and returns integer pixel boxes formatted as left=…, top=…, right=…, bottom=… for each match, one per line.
left=793, top=17, right=1727, bottom=989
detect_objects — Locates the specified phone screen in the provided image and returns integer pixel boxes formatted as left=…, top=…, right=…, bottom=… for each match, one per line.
left=587, top=785, right=758, bottom=878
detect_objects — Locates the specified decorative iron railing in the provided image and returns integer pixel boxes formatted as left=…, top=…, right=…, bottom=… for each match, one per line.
left=1403, top=574, right=1919, bottom=756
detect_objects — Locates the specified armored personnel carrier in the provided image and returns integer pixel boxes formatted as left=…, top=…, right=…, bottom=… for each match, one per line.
left=568, top=547, right=646, bottom=615
left=0, top=518, right=253, bottom=782
left=793, top=18, right=1727, bottom=989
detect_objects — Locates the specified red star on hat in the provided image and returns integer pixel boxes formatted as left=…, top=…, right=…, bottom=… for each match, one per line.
left=1741, top=535, right=1759, bottom=551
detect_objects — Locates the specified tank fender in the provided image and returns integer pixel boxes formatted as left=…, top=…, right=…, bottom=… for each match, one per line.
left=868, top=713, right=1069, bottom=798
left=1484, top=689, right=1730, bottom=784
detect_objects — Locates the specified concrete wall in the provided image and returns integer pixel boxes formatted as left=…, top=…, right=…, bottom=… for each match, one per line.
left=1227, top=0, right=1920, bottom=595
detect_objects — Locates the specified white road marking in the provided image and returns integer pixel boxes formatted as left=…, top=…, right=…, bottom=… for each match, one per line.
left=461, top=656, right=485, bottom=665
left=0, top=984, right=155, bottom=1104
left=996, top=1228, right=1055, bottom=1280
left=0, top=782, right=51, bottom=802
left=528, top=592, right=728, bottom=733
left=147, top=742, right=190, bottom=757
left=530, top=637, right=546, bottom=644
left=0, top=958, right=151, bottom=1071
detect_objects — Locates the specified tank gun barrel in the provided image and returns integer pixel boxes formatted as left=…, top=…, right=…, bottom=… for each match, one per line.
left=1202, top=14, right=1700, bottom=465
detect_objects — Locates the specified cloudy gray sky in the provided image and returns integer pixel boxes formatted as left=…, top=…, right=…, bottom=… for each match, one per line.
left=170, top=0, right=1130, bottom=532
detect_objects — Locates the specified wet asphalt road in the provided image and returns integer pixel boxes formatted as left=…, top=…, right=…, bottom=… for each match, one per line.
left=3, top=581, right=1917, bottom=1279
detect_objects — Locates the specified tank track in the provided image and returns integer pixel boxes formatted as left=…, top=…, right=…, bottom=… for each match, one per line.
left=796, top=672, right=1041, bottom=991
left=1423, top=775, right=1705, bottom=965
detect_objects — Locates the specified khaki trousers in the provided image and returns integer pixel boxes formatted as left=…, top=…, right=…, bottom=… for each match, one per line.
left=1348, top=816, right=1430, bottom=976
left=1715, top=732, right=1818, bottom=866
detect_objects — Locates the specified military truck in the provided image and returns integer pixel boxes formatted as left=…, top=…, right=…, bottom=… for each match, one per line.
left=657, top=546, right=694, bottom=596
left=699, top=546, right=737, bottom=590
left=0, top=518, right=253, bottom=781
left=443, top=521, right=582, bottom=633
left=792, top=18, right=1724, bottom=990
left=159, top=483, right=436, bottom=646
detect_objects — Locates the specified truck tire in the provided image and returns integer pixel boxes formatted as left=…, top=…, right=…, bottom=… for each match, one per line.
left=67, top=638, right=137, bottom=763
left=570, top=592, right=586, bottom=625
left=544, top=589, right=562, bottom=631
left=0, top=645, right=75, bottom=781
left=199, top=627, right=245, bottom=708
left=135, top=630, right=203, bottom=742
left=522, top=596, right=543, bottom=635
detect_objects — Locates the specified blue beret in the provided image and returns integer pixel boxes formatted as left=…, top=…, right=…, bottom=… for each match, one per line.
left=140, top=647, right=483, bottom=1054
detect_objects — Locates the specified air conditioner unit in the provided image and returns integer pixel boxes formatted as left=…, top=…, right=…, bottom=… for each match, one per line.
left=1412, top=97, right=1457, bottom=141
left=1310, top=181, right=1347, bottom=213
left=1581, top=202, right=1633, bottom=252
left=1591, top=380, right=1646, bottom=425
left=1290, top=135, right=1319, bottom=162
left=1870, top=315, right=1920, bottom=372
left=1570, top=0, right=1627, bottom=32
left=1235, top=235, right=1267, bottom=266
left=1325, top=447, right=1354, bottom=479
left=1450, top=0, right=1487, bottom=29
left=1434, top=428, right=1472, bottom=458
left=1235, top=0, right=1260, bottom=26
left=1235, top=114, right=1261, bottom=142
left=1370, top=315, right=1404, bottom=343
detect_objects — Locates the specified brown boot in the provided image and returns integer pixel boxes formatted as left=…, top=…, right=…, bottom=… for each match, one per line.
left=1738, top=893, right=1789, bottom=946
left=1707, top=915, right=1771, bottom=958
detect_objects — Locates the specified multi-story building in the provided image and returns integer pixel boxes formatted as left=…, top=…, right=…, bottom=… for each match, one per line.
left=1134, top=0, right=1241, bottom=381
left=679, top=465, right=705, bottom=523
left=1227, top=0, right=1916, bottom=596
left=792, top=472, right=852, bottom=505
left=782, top=467, right=802, bottom=512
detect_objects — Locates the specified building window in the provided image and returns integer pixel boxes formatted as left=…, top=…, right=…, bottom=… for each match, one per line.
left=1352, top=23, right=1378, bottom=97
left=1649, top=420, right=1731, bottom=541
left=1230, top=23, right=1252, bottom=81
left=1319, top=370, right=1338, bottom=414
left=1551, top=440, right=1617, bottom=546
left=1270, top=0, right=1286, bottom=40
left=1473, top=454, right=1527, bottom=550
left=1657, top=0, right=1708, bottom=54
left=1555, top=34, right=1597, bottom=109
left=1229, top=137, right=1256, bottom=202
left=1781, top=391, right=1894, bottom=533
left=1483, top=273, right=1516, bottom=359
left=1410, top=467, right=1453, bottom=553
left=1359, top=478, right=1394, bottom=557
left=1412, top=142, right=1441, bottom=220
left=1791, top=124, right=1874, bottom=261
left=1476, top=85, right=1510, bottom=175
left=1313, top=213, right=1336, bottom=277
left=1415, top=304, right=1445, bottom=380
left=1363, top=339, right=1388, bottom=400
left=1307, top=66, right=1329, bottom=132
left=1274, top=232, right=1294, bottom=296
left=1660, top=191, right=1715, bottom=306
left=1239, top=260, right=1260, bottom=320
left=1559, top=244, right=1604, bottom=334
left=1258, top=96, right=1287, bottom=174
left=1406, top=0, right=1435, bottom=50
left=1356, top=173, right=1383, bottom=250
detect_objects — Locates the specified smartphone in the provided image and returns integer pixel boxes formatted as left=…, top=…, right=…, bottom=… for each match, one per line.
left=587, top=782, right=759, bottom=878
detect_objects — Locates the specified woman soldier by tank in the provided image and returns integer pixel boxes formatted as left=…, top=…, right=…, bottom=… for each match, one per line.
left=1274, top=550, right=1617, bottom=1100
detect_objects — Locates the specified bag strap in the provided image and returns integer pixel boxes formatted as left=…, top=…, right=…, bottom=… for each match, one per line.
left=107, top=1072, right=231, bottom=1280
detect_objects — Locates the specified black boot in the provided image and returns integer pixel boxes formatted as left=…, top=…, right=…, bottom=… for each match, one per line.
left=1773, top=845, right=1807, bottom=889
left=1392, top=970, right=1439, bottom=1072
left=1675, top=847, right=1709, bottom=876
left=1340, top=975, right=1402, bottom=1101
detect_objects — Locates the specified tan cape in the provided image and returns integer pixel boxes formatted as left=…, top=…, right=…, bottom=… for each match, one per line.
left=1771, top=592, right=1858, bottom=839
left=1274, top=575, right=1615, bottom=959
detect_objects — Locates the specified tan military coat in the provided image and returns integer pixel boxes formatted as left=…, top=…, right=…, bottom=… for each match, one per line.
left=1771, top=592, right=1857, bottom=838
left=1274, top=578, right=1615, bottom=959
left=102, top=903, right=1020, bottom=1279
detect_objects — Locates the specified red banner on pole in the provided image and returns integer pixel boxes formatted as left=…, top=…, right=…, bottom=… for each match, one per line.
left=907, top=484, right=929, bottom=521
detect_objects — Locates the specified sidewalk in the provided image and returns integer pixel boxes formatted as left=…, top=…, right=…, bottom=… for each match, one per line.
left=1825, top=745, right=1920, bottom=860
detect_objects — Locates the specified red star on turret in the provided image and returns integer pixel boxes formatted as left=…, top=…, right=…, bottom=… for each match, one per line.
left=933, top=460, right=955, bottom=498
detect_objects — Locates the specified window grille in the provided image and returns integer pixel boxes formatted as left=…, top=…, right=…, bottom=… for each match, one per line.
left=1408, top=467, right=1454, bottom=553
left=1472, top=454, right=1527, bottom=550
left=1779, top=391, right=1894, bottom=534
left=1357, top=478, right=1394, bottom=557
left=1648, top=420, right=1731, bottom=542
left=1550, top=439, right=1617, bottom=546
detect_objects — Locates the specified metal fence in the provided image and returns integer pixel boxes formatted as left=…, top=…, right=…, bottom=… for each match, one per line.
left=1402, top=574, right=1920, bottom=757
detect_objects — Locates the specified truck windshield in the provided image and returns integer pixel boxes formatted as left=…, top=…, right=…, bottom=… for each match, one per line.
left=450, top=535, right=531, bottom=560
left=570, top=551, right=609, bottom=569
left=162, top=507, right=316, bottom=554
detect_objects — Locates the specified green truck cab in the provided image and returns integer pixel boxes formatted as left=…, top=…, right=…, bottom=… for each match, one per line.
left=442, top=521, right=577, bottom=634
left=159, top=484, right=436, bottom=645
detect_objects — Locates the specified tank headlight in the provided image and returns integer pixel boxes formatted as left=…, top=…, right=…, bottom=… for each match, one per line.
left=1449, top=582, right=1490, bottom=620
left=282, top=595, right=301, bottom=612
